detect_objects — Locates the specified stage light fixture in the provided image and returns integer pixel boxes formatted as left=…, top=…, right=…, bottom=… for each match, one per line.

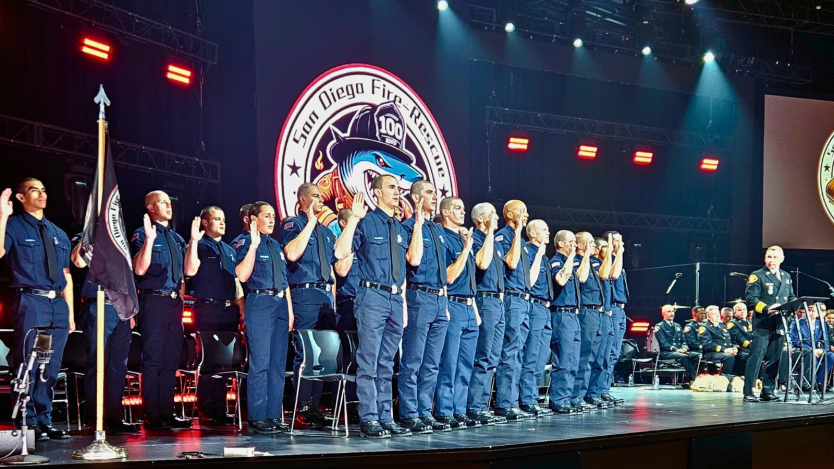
left=633, top=150, right=653, bottom=165
left=700, top=158, right=719, bottom=171
left=507, top=135, right=529, bottom=151
left=500, top=0, right=517, bottom=33
left=81, top=37, right=111, bottom=60
left=573, top=38, right=584, bottom=48
left=642, top=46, right=652, bottom=56
left=637, top=21, right=654, bottom=56
left=577, top=144, right=598, bottom=160
left=630, top=320, right=650, bottom=333
left=685, top=0, right=699, bottom=4
left=437, top=0, right=448, bottom=11
left=568, top=13, right=586, bottom=48
left=166, top=64, right=193, bottom=85
left=703, top=51, right=715, bottom=63
left=505, top=21, right=516, bottom=32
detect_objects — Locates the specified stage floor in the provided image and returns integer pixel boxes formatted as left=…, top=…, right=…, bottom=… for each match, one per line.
left=28, top=386, right=834, bottom=467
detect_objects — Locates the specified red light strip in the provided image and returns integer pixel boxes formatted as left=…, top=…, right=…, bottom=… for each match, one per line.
left=700, top=158, right=719, bottom=171
left=633, top=151, right=653, bottom=165
left=631, top=320, right=650, bottom=332
left=167, top=65, right=193, bottom=85
left=507, top=137, right=529, bottom=151
left=81, top=37, right=111, bottom=60
left=578, top=145, right=598, bottom=159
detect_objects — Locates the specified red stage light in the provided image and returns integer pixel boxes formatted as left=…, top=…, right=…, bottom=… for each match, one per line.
left=633, top=151, right=653, bottom=165
left=182, top=308, right=193, bottom=324
left=507, top=136, right=529, bottom=152
left=167, top=64, right=193, bottom=85
left=700, top=158, right=719, bottom=171
left=81, top=37, right=111, bottom=60
left=630, top=320, right=650, bottom=333
left=577, top=144, right=598, bottom=160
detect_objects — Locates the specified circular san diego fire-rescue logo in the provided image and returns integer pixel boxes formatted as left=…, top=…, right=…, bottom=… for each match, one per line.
left=817, top=130, right=834, bottom=226
left=274, top=63, right=457, bottom=232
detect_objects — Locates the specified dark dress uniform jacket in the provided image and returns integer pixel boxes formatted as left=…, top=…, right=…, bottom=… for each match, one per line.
left=699, top=322, right=734, bottom=352
left=655, top=320, right=688, bottom=352
left=746, top=267, right=796, bottom=332
left=727, top=319, right=753, bottom=349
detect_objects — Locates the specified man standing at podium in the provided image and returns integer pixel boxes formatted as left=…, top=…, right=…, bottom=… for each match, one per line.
left=743, top=246, right=796, bottom=402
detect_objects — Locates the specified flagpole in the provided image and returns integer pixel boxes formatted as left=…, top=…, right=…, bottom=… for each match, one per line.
left=73, top=85, right=127, bottom=461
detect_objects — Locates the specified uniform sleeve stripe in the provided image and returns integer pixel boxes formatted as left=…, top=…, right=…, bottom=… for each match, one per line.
left=755, top=302, right=767, bottom=313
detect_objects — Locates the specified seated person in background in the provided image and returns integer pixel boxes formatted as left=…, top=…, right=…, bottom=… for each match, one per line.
left=789, top=305, right=834, bottom=388
left=698, top=306, right=738, bottom=375
left=720, top=307, right=733, bottom=325
left=683, top=306, right=706, bottom=359
left=654, top=305, right=697, bottom=384
left=727, top=303, right=753, bottom=368
left=824, top=311, right=834, bottom=352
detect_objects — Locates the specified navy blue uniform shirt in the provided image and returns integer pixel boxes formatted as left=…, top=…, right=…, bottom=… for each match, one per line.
left=472, top=229, right=504, bottom=293
left=232, top=233, right=287, bottom=292
left=494, top=225, right=530, bottom=293
left=402, top=218, right=445, bottom=288
left=611, top=256, right=629, bottom=304
left=281, top=212, right=336, bottom=285
left=4, top=212, right=70, bottom=290
left=550, top=252, right=579, bottom=308
left=579, top=255, right=604, bottom=307
left=336, top=254, right=359, bottom=297
left=351, top=208, right=408, bottom=287
left=130, top=221, right=185, bottom=292
left=594, top=257, right=613, bottom=311
left=527, top=242, right=551, bottom=301
left=191, top=237, right=237, bottom=300
left=444, top=227, right=475, bottom=297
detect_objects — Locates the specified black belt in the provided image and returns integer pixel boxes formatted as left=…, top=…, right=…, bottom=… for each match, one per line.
left=552, top=306, right=579, bottom=314
left=362, top=282, right=401, bottom=295
left=251, top=289, right=285, bottom=298
left=582, top=305, right=604, bottom=312
left=196, top=298, right=235, bottom=308
left=530, top=298, right=551, bottom=307
left=139, top=289, right=179, bottom=299
left=448, top=295, right=475, bottom=305
left=505, top=290, right=531, bottom=301
left=82, top=297, right=113, bottom=306
left=406, top=284, right=445, bottom=296
left=614, top=302, right=627, bottom=308
left=16, top=288, right=62, bottom=299
left=336, top=294, right=356, bottom=301
left=477, top=291, right=504, bottom=300
left=290, top=282, right=333, bottom=293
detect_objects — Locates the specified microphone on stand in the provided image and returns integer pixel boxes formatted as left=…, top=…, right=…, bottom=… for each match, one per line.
left=665, top=273, right=683, bottom=295
left=35, top=333, right=53, bottom=383
left=795, top=271, right=834, bottom=297
left=729, top=272, right=749, bottom=278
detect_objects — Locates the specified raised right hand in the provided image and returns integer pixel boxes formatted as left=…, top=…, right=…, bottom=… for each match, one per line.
left=0, top=188, right=12, bottom=217
left=249, top=220, right=261, bottom=246
left=351, top=193, right=368, bottom=219
left=143, top=214, right=157, bottom=241
left=514, top=207, right=526, bottom=233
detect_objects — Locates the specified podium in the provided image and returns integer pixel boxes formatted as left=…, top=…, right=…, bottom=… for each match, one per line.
left=773, top=297, right=830, bottom=403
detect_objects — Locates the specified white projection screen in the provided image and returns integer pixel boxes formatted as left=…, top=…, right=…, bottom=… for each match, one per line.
left=763, top=94, right=834, bottom=250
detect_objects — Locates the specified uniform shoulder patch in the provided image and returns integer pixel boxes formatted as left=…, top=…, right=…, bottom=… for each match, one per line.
left=684, top=325, right=691, bottom=332
left=284, top=221, right=294, bottom=230
left=131, top=232, right=141, bottom=242
left=698, top=326, right=706, bottom=335
left=653, top=325, right=660, bottom=332
left=495, top=235, right=504, bottom=243
left=748, top=273, right=758, bottom=284
left=726, top=322, right=734, bottom=330
left=232, top=239, right=246, bottom=249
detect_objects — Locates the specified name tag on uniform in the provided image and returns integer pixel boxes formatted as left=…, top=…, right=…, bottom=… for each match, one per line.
left=552, top=261, right=561, bottom=268
left=766, top=282, right=774, bottom=295
left=397, top=235, right=403, bottom=243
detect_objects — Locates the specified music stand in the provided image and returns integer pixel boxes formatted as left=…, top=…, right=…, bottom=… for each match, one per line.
left=773, top=297, right=828, bottom=403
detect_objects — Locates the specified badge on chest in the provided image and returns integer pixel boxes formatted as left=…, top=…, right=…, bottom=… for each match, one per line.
left=766, top=282, right=774, bottom=295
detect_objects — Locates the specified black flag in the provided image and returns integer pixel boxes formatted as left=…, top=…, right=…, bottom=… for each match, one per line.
left=80, top=136, right=139, bottom=320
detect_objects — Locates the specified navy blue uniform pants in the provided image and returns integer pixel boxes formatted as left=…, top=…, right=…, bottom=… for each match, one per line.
left=572, top=307, right=603, bottom=403
left=548, top=311, right=581, bottom=406
left=291, top=288, right=337, bottom=406
left=398, top=290, right=448, bottom=419
left=81, top=302, right=131, bottom=424
left=11, top=293, right=70, bottom=426
left=495, top=296, right=531, bottom=409
left=435, top=301, right=479, bottom=416
left=355, top=287, right=403, bottom=423
left=244, top=293, right=289, bottom=422
left=519, top=302, right=550, bottom=406
left=467, top=296, right=505, bottom=413
left=602, top=306, right=627, bottom=393
left=336, top=295, right=357, bottom=402
left=137, top=294, right=183, bottom=420
left=588, top=311, right=614, bottom=397
left=192, top=302, right=240, bottom=419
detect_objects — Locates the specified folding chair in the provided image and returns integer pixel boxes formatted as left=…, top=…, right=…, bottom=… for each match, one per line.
left=194, top=331, right=248, bottom=431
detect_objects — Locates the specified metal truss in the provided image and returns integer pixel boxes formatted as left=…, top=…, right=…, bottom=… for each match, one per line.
left=0, top=114, right=221, bottom=184
left=25, top=0, right=218, bottom=65
left=469, top=4, right=813, bottom=84
left=526, top=205, right=730, bottom=234
left=486, top=107, right=734, bottom=151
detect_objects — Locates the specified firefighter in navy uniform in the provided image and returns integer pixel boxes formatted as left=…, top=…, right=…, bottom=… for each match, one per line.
left=654, top=305, right=697, bottom=381
left=683, top=307, right=706, bottom=362
left=698, top=306, right=737, bottom=375
left=743, top=246, right=796, bottom=402
left=727, top=302, right=753, bottom=375
left=0, top=180, right=73, bottom=441
left=182, top=206, right=244, bottom=425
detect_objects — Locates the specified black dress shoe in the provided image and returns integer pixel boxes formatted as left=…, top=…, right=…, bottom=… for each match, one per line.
left=494, top=407, right=528, bottom=421
left=519, top=404, right=542, bottom=418
left=37, top=424, right=70, bottom=440
left=380, top=421, right=412, bottom=437
left=294, top=404, right=325, bottom=430
left=571, top=401, right=592, bottom=412
left=584, top=397, right=609, bottom=408
left=454, top=413, right=482, bottom=428
left=267, top=418, right=289, bottom=432
left=601, top=393, right=625, bottom=405
left=743, top=395, right=760, bottom=403
left=421, top=415, right=452, bottom=432
left=400, top=417, right=433, bottom=434
left=435, top=415, right=465, bottom=430
left=550, top=404, right=576, bottom=414
left=760, top=394, right=781, bottom=402
left=248, top=420, right=280, bottom=434
left=467, top=411, right=493, bottom=426
left=165, top=416, right=193, bottom=429
left=359, top=420, right=391, bottom=439
left=106, top=420, right=141, bottom=434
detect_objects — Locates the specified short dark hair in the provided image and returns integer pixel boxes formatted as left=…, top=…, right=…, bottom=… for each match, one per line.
left=372, top=174, right=395, bottom=191
left=200, top=205, right=223, bottom=222
left=298, top=183, right=317, bottom=199
left=239, top=204, right=252, bottom=223
left=337, top=208, right=352, bottom=224
left=15, top=177, right=40, bottom=195
left=439, top=196, right=461, bottom=214
left=410, top=180, right=431, bottom=197
left=248, top=201, right=272, bottom=218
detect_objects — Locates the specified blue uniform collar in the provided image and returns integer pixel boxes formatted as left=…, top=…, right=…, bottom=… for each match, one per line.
left=372, top=207, right=395, bottom=221
left=20, top=211, right=46, bottom=227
